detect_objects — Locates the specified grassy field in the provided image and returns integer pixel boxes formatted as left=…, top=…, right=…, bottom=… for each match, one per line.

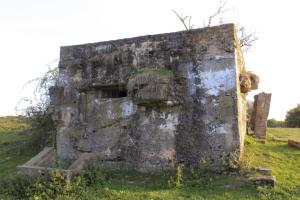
left=0, top=117, right=35, bottom=179
left=0, top=116, right=300, bottom=199
left=0, top=116, right=28, bottom=133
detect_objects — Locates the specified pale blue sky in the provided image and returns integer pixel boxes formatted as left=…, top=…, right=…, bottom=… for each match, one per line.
left=0, top=0, right=299, bottom=120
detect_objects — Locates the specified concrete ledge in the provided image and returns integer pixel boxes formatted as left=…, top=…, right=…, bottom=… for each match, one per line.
left=249, top=176, right=276, bottom=187
left=17, top=147, right=96, bottom=179
left=22, top=147, right=55, bottom=166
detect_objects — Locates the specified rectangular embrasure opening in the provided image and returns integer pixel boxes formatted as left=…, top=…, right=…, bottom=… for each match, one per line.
left=101, top=86, right=127, bottom=98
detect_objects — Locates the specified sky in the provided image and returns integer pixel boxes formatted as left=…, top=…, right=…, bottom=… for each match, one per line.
left=0, top=0, right=299, bottom=120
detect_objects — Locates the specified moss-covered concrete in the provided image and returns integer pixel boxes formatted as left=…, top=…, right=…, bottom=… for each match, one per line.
left=46, top=24, right=257, bottom=171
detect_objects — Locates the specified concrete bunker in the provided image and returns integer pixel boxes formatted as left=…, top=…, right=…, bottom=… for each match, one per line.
left=19, top=24, right=258, bottom=175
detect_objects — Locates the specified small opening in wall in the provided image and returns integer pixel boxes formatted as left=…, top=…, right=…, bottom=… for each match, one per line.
left=101, top=86, right=127, bottom=98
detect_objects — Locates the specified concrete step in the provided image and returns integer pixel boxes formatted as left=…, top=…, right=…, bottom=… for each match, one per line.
left=68, top=153, right=96, bottom=171
left=21, top=147, right=55, bottom=166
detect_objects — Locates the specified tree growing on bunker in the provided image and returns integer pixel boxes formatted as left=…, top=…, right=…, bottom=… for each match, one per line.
left=172, top=0, right=258, bottom=52
left=172, top=9, right=194, bottom=30
left=16, top=64, right=58, bottom=151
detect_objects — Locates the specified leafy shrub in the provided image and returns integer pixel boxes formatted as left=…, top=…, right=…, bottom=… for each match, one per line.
left=247, top=100, right=254, bottom=133
left=81, top=162, right=107, bottom=186
left=16, top=67, right=58, bottom=152
left=168, top=165, right=184, bottom=188
left=0, top=173, right=36, bottom=199
left=0, top=162, right=110, bottom=199
left=221, top=149, right=240, bottom=171
left=26, top=112, right=56, bottom=152
left=285, top=104, right=300, bottom=128
left=267, top=118, right=286, bottom=128
left=32, top=170, right=86, bottom=200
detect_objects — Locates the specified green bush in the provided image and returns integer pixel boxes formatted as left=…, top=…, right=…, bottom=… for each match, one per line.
left=267, top=118, right=286, bottom=128
left=0, top=173, right=36, bottom=199
left=246, top=101, right=254, bottom=133
left=0, top=171, right=87, bottom=200
left=81, top=162, right=107, bottom=186
left=32, top=170, right=86, bottom=200
left=168, top=165, right=183, bottom=188
left=0, top=164, right=108, bottom=199
left=285, top=104, right=300, bottom=128
left=23, top=106, right=56, bottom=152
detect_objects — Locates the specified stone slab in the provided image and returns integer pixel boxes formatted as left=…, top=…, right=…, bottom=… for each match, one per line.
left=250, top=175, right=276, bottom=187
left=252, top=92, right=272, bottom=138
left=288, top=140, right=300, bottom=149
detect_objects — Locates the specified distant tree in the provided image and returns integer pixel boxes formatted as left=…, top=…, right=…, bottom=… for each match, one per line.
left=246, top=100, right=254, bottom=134
left=285, top=104, right=300, bottom=128
left=267, top=118, right=286, bottom=128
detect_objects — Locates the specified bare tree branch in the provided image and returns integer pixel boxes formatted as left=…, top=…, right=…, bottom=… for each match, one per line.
left=172, top=9, right=193, bottom=30
left=239, top=27, right=258, bottom=52
left=172, top=1, right=258, bottom=52
left=207, top=0, right=229, bottom=27
left=21, top=65, right=58, bottom=113
left=188, top=16, right=194, bottom=29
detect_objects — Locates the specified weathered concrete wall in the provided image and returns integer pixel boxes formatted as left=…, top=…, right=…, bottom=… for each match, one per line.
left=50, top=24, right=256, bottom=171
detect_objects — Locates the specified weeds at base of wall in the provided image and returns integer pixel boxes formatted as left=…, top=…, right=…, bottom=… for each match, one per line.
left=81, top=162, right=108, bottom=186
left=167, top=165, right=184, bottom=188
left=0, top=164, right=108, bottom=200
left=0, top=173, right=36, bottom=199
left=197, top=150, right=241, bottom=173
left=221, top=149, right=241, bottom=171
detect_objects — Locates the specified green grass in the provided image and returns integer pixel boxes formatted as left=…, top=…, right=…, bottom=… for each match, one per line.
left=0, top=117, right=300, bottom=199
left=0, top=116, right=29, bottom=133
left=267, top=128, right=300, bottom=142
left=0, top=117, right=34, bottom=178
left=83, top=129, right=300, bottom=200
left=242, top=129, right=300, bottom=199
left=0, top=132, right=36, bottom=179
left=82, top=170, right=258, bottom=200
left=83, top=128, right=300, bottom=199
